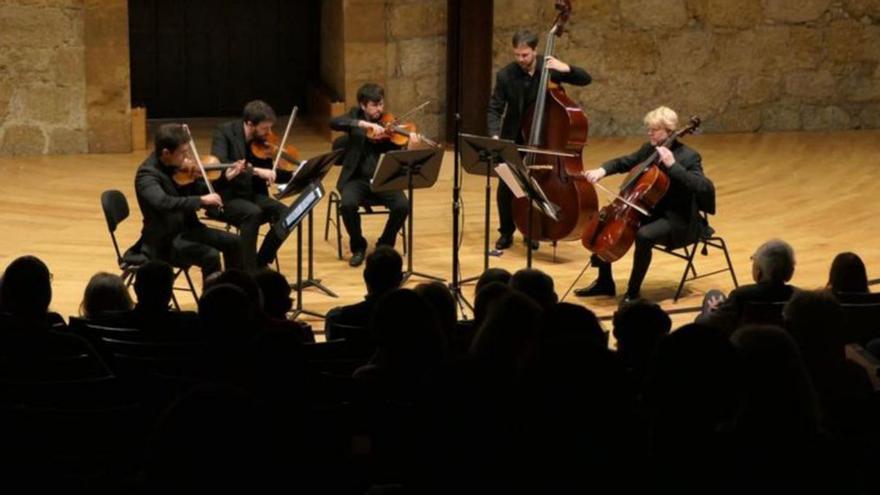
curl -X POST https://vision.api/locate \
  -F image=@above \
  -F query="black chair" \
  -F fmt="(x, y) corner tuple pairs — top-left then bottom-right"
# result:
(101, 189), (199, 309)
(841, 301), (880, 346)
(653, 212), (738, 302)
(83, 323), (202, 378)
(324, 191), (407, 260)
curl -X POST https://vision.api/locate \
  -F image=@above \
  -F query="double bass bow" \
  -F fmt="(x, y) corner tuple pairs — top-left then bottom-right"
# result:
(581, 116), (702, 262)
(511, 0), (598, 243)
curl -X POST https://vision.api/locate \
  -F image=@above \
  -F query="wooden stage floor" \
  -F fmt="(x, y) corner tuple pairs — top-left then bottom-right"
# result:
(2, 122), (878, 334)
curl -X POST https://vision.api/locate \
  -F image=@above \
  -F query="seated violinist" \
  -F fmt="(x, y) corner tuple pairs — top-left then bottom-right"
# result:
(576, 106), (713, 302)
(329, 83), (421, 267)
(135, 123), (243, 283)
(210, 100), (291, 271)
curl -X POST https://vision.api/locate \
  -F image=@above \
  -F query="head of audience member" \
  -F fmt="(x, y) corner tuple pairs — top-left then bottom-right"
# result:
(1, 255), (52, 319)
(134, 260), (175, 311)
(510, 268), (558, 311)
(645, 323), (741, 454)
(613, 299), (672, 376)
(363, 246), (403, 298)
(473, 281), (513, 327)
(414, 282), (457, 337)
(470, 290), (542, 379)
(542, 302), (608, 352)
(826, 251), (868, 294)
(198, 284), (258, 339)
(254, 269), (292, 320)
(783, 289), (845, 366)
(750, 239), (796, 286)
(475, 267), (512, 294)
(204, 269), (263, 317)
(369, 288), (446, 379)
(79, 272), (133, 319)
(730, 324), (820, 437)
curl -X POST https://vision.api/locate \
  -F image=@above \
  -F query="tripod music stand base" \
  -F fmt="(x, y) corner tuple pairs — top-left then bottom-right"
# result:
(459, 274), (480, 285)
(290, 308), (326, 320)
(402, 270), (446, 285)
(291, 278), (338, 298)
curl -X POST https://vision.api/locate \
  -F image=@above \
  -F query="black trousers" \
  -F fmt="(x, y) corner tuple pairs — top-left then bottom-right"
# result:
(168, 225), (242, 283)
(211, 194), (287, 271)
(497, 180), (516, 236)
(591, 218), (675, 296)
(339, 178), (409, 252)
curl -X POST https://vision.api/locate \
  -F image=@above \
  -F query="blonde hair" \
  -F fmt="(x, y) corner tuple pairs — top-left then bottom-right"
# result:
(644, 106), (679, 131)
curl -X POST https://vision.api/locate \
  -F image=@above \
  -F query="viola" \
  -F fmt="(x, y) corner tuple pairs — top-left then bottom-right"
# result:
(581, 116), (702, 262)
(366, 112), (439, 148)
(511, 0), (598, 242)
(250, 130), (301, 172)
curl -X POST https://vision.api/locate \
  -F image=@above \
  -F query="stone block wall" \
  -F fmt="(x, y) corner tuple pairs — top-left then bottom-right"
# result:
(493, 0), (880, 135)
(0, 0), (131, 156)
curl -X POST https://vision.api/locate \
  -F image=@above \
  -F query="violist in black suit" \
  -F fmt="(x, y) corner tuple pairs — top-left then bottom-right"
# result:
(576, 106), (714, 302)
(329, 83), (421, 268)
(210, 100), (291, 271)
(487, 29), (592, 251)
(134, 123), (242, 283)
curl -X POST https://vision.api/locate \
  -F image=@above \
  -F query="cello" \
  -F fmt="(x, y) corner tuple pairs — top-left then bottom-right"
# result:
(511, 0), (598, 243)
(581, 116), (702, 262)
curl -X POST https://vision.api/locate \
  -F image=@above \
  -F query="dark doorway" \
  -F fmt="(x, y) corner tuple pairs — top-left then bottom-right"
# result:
(129, 0), (320, 118)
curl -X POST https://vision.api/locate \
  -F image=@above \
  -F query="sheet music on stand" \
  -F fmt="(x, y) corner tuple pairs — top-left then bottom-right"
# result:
(494, 157), (560, 221)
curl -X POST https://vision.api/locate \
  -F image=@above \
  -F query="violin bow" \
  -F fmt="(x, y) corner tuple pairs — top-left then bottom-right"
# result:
(271, 105), (298, 178)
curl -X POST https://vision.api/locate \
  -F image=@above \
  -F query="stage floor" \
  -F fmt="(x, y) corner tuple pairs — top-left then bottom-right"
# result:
(2, 122), (878, 335)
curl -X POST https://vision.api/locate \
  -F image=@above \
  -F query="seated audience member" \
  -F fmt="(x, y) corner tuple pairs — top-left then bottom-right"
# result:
(509, 268), (558, 311)
(325, 246), (403, 342)
(195, 283), (259, 382)
(414, 281), (457, 341)
(0, 255), (108, 379)
(79, 272), (133, 320)
(472, 281), (513, 328)
(470, 290), (543, 381)
(783, 290), (874, 437)
(613, 299), (672, 386)
(696, 239), (798, 333)
(827, 251), (870, 301)
(475, 267), (512, 294)
(542, 302), (608, 351)
(254, 268), (314, 342)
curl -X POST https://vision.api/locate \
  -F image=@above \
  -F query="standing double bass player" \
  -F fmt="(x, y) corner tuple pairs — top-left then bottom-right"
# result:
(487, 28), (592, 251)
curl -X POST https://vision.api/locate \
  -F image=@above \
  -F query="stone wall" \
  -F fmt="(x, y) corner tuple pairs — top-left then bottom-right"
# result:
(320, 0), (447, 140)
(493, 0), (880, 135)
(0, 0), (130, 156)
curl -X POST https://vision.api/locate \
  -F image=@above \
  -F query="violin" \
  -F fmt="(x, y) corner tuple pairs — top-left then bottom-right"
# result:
(250, 130), (301, 172)
(366, 112), (439, 148)
(172, 154), (251, 187)
(581, 116), (702, 262)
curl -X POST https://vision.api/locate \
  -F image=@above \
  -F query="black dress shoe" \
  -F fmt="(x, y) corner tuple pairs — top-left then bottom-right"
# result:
(349, 250), (366, 267)
(573, 279), (616, 297)
(524, 238), (539, 250)
(495, 234), (513, 250)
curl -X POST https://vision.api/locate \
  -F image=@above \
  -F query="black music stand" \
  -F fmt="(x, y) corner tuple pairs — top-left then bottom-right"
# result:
(372, 148), (445, 284)
(493, 150), (560, 268)
(459, 133), (523, 283)
(276, 149), (344, 318)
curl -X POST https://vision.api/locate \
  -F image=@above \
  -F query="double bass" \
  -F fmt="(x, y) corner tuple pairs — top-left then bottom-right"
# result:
(581, 116), (702, 262)
(511, 0), (598, 242)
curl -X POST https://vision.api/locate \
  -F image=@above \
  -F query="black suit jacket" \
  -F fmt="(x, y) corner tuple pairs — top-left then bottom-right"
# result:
(487, 58), (592, 141)
(329, 107), (401, 191)
(210, 120), (292, 199)
(134, 153), (204, 260)
(696, 282), (798, 333)
(601, 141), (714, 248)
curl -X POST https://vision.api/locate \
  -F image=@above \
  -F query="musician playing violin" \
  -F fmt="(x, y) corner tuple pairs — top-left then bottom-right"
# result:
(209, 100), (289, 271)
(575, 106), (713, 302)
(135, 123), (243, 283)
(488, 29), (592, 251)
(329, 83), (422, 268)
